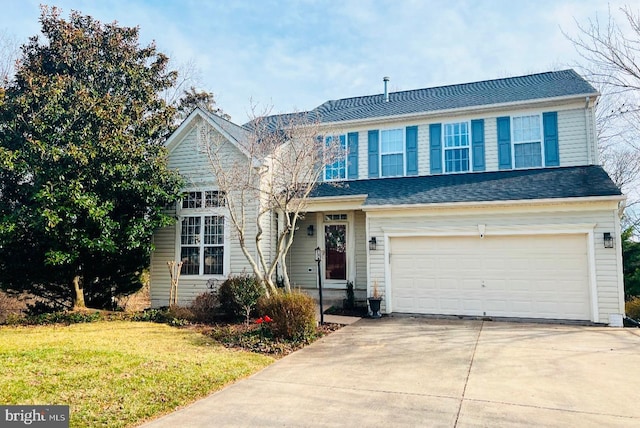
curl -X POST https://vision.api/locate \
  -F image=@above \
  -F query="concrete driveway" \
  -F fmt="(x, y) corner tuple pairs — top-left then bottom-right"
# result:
(141, 317), (640, 427)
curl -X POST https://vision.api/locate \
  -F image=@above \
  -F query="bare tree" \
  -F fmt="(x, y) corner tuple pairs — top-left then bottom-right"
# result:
(565, 5), (640, 228)
(0, 29), (19, 96)
(198, 106), (343, 296)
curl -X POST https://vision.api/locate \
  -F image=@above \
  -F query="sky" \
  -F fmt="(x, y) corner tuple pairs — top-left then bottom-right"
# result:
(0, 0), (633, 123)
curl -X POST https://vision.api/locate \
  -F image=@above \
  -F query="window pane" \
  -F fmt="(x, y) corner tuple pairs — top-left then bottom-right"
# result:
(182, 192), (202, 209)
(514, 142), (542, 168)
(204, 216), (224, 245)
(181, 217), (200, 245)
(444, 122), (469, 148)
(381, 153), (403, 177)
(381, 129), (403, 153)
(204, 247), (224, 275)
(513, 115), (541, 143)
(325, 224), (346, 280)
(445, 148), (469, 172)
(324, 135), (346, 180)
(205, 191), (226, 207)
(180, 247), (199, 275)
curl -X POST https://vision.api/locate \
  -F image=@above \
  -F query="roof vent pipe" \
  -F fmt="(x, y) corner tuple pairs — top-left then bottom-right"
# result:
(383, 76), (390, 102)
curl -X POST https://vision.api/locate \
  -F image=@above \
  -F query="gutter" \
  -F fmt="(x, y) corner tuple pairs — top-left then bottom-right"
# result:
(362, 194), (625, 212)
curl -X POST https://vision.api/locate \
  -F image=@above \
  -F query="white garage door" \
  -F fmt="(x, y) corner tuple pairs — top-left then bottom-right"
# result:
(390, 234), (591, 320)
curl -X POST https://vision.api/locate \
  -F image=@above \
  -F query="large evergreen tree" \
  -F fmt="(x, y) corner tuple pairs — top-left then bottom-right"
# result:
(0, 7), (183, 309)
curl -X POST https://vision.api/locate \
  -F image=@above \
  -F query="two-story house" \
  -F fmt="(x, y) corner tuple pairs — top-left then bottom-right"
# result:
(151, 69), (625, 326)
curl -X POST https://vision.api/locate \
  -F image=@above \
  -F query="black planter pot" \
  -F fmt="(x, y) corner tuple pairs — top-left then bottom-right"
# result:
(368, 297), (382, 319)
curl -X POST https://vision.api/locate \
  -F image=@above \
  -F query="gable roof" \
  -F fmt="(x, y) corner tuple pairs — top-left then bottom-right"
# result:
(201, 108), (250, 143)
(310, 165), (621, 207)
(246, 69), (598, 127)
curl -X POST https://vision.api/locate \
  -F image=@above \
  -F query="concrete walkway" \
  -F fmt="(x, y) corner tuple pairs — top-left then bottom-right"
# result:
(141, 317), (640, 427)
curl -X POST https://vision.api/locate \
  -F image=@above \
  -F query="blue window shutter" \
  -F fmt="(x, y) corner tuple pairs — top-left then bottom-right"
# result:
(429, 124), (442, 174)
(497, 117), (512, 169)
(471, 119), (485, 172)
(543, 112), (559, 167)
(406, 126), (418, 175)
(347, 132), (358, 179)
(368, 130), (379, 178)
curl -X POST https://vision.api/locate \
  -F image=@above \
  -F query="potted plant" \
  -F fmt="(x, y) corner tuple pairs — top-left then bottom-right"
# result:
(368, 280), (382, 319)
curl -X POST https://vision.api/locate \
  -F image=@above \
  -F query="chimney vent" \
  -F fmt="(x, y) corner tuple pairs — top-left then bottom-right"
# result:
(383, 76), (390, 102)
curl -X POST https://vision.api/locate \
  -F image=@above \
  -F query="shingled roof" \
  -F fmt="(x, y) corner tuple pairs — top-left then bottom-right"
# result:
(311, 165), (621, 206)
(245, 69), (598, 127)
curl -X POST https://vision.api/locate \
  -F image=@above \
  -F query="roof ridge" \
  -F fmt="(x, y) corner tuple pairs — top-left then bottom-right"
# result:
(318, 69), (584, 106)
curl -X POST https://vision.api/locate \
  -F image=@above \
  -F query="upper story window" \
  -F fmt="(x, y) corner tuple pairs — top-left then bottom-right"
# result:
(380, 128), (404, 177)
(179, 190), (227, 276)
(324, 135), (346, 181)
(443, 122), (470, 173)
(512, 115), (542, 168)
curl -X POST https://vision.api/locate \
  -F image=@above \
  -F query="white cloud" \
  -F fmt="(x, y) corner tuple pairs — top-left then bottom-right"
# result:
(1, 0), (635, 122)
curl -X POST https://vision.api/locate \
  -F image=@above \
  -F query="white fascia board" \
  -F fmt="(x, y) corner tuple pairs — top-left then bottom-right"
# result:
(362, 195), (625, 212)
(303, 194), (368, 211)
(164, 108), (202, 150)
(317, 93), (600, 128)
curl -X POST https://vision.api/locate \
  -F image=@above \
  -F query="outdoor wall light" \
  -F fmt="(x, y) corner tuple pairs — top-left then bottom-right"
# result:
(603, 232), (614, 248)
(307, 225), (314, 236)
(369, 237), (377, 251)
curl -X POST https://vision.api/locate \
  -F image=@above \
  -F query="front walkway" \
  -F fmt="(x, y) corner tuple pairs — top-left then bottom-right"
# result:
(140, 317), (640, 427)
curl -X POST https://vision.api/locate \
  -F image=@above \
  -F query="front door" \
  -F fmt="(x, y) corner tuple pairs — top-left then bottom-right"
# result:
(325, 224), (347, 281)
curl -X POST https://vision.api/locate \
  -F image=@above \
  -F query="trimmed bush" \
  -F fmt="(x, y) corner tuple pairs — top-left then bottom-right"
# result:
(258, 291), (316, 341)
(626, 297), (640, 320)
(219, 274), (265, 323)
(190, 292), (219, 323)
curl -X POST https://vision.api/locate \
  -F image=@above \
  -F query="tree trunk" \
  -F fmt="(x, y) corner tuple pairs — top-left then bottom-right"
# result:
(72, 274), (86, 309)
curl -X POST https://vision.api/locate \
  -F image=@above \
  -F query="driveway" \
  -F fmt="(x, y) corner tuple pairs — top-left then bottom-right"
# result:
(141, 317), (640, 427)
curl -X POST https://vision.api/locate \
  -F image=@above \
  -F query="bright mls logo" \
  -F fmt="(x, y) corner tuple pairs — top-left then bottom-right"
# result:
(1, 406), (69, 427)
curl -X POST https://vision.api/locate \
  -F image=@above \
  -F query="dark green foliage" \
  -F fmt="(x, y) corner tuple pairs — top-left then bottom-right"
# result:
(218, 274), (265, 323)
(258, 291), (317, 341)
(622, 227), (640, 299)
(0, 7), (184, 308)
(190, 291), (219, 323)
(345, 281), (355, 309)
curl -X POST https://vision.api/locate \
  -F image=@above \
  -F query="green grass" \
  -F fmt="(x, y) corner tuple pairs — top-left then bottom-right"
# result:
(0, 321), (274, 427)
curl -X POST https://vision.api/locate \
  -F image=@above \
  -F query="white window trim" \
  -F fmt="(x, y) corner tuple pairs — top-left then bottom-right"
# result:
(324, 134), (347, 182)
(316, 211), (355, 289)
(176, 190), (230, 278)
(511, 113), (545, 169)
(379, 127), (405, 178)
(442, 120), (471, 174)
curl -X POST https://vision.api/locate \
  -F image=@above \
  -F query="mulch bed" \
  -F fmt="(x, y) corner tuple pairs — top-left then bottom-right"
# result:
(192, 322), (343, 358)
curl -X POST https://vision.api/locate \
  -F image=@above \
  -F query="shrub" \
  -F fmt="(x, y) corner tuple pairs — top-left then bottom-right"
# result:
(626, 297), (640, 320)
(219, 274), (265, 323)
(23, 311), (103, 325)
(190, 292), (219, 323)
(258, 291), (316, 341)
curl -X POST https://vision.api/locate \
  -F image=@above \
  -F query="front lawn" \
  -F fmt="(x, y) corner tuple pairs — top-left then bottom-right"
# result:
(0, 321), (274, 427)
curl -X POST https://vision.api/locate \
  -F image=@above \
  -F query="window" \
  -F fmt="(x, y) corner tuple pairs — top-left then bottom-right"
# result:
(512, 115), (542, 168)
(380, 129), (404, 177)
(180, 216), (225, 275)
(179, 190), (227, 276)
(182, 191), (226, 209)
(324, 135), (346, 181)
(443, 122), (470, 173)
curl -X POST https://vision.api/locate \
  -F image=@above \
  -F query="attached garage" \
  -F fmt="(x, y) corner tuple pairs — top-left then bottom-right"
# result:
(389, 234), (592, 321)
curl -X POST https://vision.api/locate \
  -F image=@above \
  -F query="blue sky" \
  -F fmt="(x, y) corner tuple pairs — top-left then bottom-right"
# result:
(0, 0), (631, 123)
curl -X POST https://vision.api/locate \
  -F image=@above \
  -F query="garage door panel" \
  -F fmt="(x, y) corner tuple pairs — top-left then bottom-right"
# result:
(390, 234), (590, 320)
